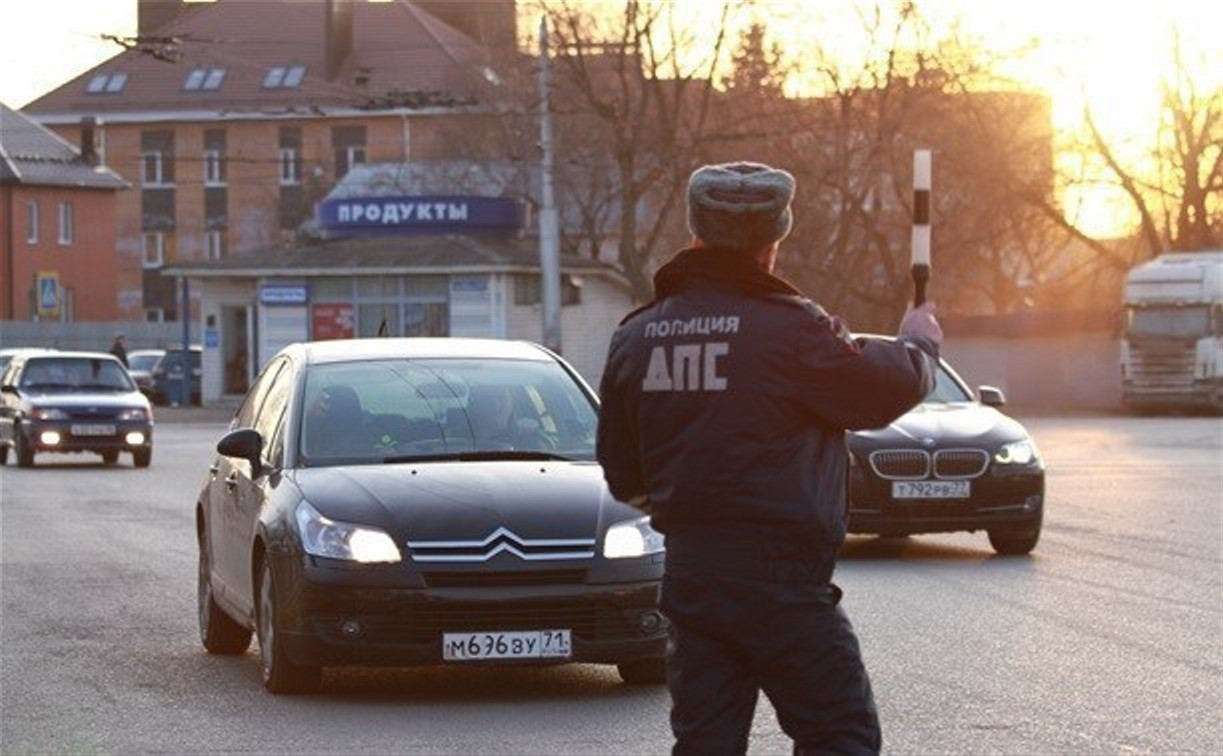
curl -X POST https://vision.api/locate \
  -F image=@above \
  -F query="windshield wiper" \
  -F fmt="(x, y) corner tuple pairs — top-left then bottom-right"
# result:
(382, 450), (578, 464)
(20, 382), (74, 390)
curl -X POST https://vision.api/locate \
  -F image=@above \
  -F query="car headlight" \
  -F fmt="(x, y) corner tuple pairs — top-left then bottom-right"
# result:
(994, 440), (1037, 465)
(295, 500), (402, 564)
(117, 408), (149, 421)
(30, 408), (69, 420)
(603, 515), (665, 559)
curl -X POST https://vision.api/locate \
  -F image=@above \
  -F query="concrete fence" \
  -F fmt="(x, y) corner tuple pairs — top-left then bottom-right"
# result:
(943, 334), (1121, 410)
(0, 321), (200, 352)
(1, 318), (1125, 411)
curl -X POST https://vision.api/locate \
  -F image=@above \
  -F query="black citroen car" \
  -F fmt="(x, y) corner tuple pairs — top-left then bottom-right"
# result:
(196, 338), (665, 693)
(0, 351), (154, 468)
(847, 348), (1045, 555)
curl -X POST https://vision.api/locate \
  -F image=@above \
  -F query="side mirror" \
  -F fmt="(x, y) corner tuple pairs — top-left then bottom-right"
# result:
(978, 385), (1006, 408)
(217, 427), (263, 477)
(0, 385), (18, 395)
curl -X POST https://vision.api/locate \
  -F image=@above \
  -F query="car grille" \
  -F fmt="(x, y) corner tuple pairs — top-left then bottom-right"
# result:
(869, 448), (990, 480)
(67, 409), (119, 421)
(868, 450), (930, 479)
(932, 449), (990, 479)
(421, 569), (587, 588)
(1129, 344), (1196, 389)
(313, 599), (640, 644)
(407, 527), (596, 563)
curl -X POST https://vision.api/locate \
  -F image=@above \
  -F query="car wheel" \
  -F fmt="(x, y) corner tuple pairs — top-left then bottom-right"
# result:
(14, 428), (34, 468)
(257, 559), (321, 694)
(198, 531), (252, 654)
(988, 524), (1041, 555)
(132, 448), (152, 468)
(617, 657), (667, 685)
(0, 444), (7, 466)
(101, 450), (119, 465)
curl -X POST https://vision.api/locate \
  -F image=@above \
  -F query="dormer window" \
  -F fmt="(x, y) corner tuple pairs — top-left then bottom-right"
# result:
(184, 67), (226, 91)
(86, 72), (128, 94)
(264, 64), (307, 89)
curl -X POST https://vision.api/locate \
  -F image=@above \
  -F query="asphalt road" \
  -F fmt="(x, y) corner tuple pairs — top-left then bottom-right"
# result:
(1, 415), (1220, 754)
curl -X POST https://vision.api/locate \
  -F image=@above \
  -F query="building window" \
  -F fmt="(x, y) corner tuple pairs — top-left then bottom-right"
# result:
(279, 148), (300, 185)
(143, 232), (165, 268)
(142, 151), (168, 186)
(514, 274), (582, 306)
(86, 72), (127, 93)
(203, 149), (224, 186)
(145, 308), (165, 323)
(283, 64), (307, 87)
(264, 64), (307, 88)
(204, 230), (225, 260)
(25, 201), (38, 244)
(57, 202), (73, 245)
(184, 67), (226, 91)
(336, 146), (366, 179)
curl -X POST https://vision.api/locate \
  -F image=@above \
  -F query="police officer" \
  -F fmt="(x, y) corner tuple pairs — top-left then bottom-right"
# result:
(597, 161), (942, 755)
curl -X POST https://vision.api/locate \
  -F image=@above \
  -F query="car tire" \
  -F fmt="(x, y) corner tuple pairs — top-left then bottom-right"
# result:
(14, 428), (34, 468)
(0, 444), (7, 466)
(617, 657), (667, 685)
(132, 448), (152, 468)
(198, 532), (252, 655)
(101, 450), (119, 465)
(988, 524), (1041, 555)
(257, 559), (321, 694)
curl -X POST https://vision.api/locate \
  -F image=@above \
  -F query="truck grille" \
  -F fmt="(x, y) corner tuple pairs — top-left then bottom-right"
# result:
(1129, 344), (1196, 389)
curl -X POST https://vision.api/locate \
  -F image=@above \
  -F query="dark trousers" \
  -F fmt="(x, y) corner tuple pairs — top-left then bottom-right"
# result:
(660, 542), (881, 756)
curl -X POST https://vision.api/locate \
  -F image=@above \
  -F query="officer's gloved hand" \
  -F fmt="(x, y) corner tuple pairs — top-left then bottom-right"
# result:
(899, 302), (943, 347)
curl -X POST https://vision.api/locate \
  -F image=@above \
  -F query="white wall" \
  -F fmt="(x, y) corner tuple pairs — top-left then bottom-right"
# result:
(942, 334), (1122, 410)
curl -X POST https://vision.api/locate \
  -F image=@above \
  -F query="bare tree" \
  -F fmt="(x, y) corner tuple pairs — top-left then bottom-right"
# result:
(540, 0), (736, 302)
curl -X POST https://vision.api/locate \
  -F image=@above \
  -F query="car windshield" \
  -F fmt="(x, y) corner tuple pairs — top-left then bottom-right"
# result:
(298, 357), (598, 467)
(922, 363), (973, 404)
(19, 357), (135, 392)
(128, 353), (162, 372)
(1126, 305), (1211, 339)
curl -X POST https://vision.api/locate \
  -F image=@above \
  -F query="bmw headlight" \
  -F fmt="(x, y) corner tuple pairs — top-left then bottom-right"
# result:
(117, 408), (149, 421)
(603, 515), (665, 559)
(994, 440), (1037, 465)
(295, 500), (401, 564)
(31, 408), (69, 420)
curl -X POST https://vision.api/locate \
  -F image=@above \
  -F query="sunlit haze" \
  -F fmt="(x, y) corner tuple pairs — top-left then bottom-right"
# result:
(2, 0), (1218, 239)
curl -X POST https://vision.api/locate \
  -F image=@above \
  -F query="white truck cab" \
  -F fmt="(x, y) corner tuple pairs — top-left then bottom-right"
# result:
(1120, 250), (1223, 412)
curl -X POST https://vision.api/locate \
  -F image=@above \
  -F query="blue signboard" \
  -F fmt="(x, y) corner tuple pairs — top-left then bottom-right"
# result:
(317, 195), (523, 237)
(260, 283), (308, 305)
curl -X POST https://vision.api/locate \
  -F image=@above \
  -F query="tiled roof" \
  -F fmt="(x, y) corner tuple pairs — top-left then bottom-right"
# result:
(23, 0), (498, 118)
(0, 103), (126, 188)
(161, 233), (624, 282)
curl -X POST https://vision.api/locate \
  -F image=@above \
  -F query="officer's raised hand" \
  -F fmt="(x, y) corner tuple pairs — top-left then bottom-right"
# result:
(899, 301), (943, 349)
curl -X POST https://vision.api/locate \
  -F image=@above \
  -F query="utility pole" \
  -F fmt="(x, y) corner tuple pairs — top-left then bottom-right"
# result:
(537, 16), (562, 353)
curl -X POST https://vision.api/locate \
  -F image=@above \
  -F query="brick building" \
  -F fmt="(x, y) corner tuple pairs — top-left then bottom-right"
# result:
(0, 105), (127, 321)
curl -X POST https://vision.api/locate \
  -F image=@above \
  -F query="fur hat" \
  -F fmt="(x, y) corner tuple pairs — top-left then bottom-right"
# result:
(687, 161), (795, 251)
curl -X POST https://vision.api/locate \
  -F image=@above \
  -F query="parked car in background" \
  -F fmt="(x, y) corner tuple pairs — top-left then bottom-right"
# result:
(848, 346), (1045, 555)
(0, 351), (154, 468)
(126, 349), (166, 397)
(196, 338), (665, 693)
(0, 347), (56, 373)
(150, 345), (202, 406)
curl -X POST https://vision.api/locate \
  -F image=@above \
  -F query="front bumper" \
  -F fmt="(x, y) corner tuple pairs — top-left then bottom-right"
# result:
(848, 465), (1044, 536)
(274, 553), (667, 669)
(19, 419), (154, 454)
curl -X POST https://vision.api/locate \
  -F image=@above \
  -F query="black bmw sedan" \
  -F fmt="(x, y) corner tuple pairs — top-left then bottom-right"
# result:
(196, 338), (665, 693)
(0, 351), (154, 468)
(847, 353), (1045, 555)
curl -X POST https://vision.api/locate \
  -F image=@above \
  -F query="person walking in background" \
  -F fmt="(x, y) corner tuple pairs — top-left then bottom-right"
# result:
(109, 333), (128, 367)
(597, 161), (943, 755)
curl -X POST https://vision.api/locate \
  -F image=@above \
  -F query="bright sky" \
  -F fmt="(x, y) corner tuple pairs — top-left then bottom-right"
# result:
(2, 0), (1219, 238)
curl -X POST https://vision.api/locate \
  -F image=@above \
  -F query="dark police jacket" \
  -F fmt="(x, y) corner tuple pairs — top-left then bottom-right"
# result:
(597, 246), (937, 553)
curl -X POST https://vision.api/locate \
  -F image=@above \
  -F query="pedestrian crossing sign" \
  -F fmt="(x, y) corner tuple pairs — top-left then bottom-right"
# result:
(36, 271), (60, 318)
